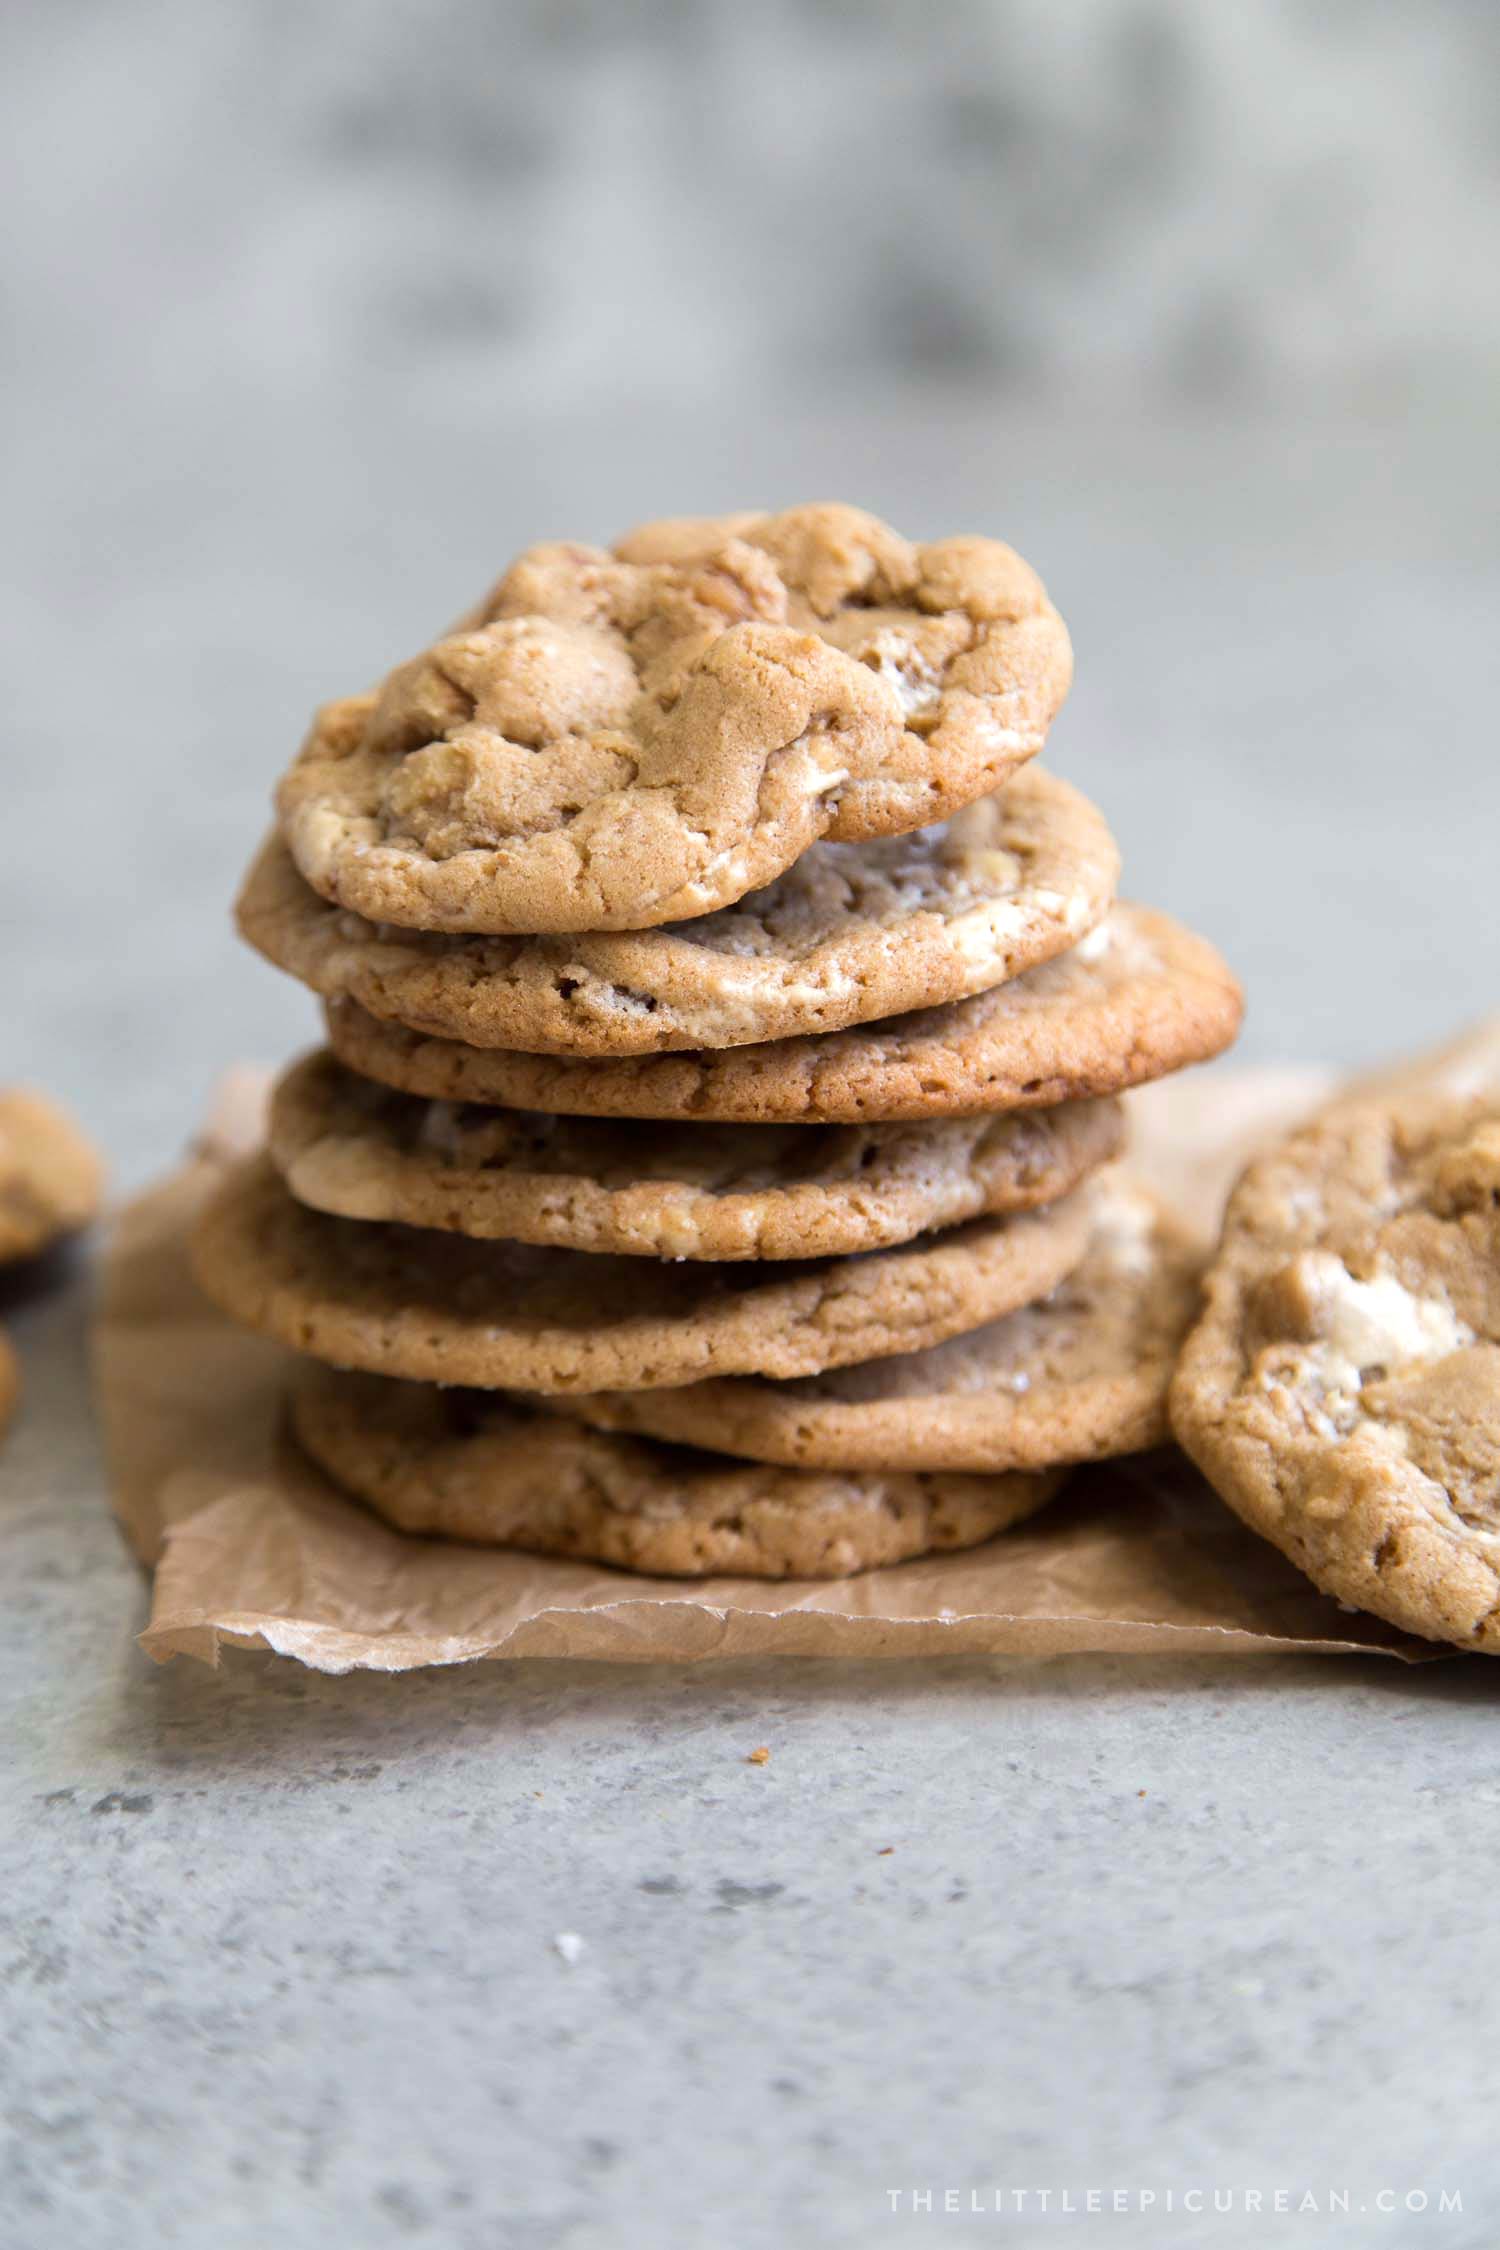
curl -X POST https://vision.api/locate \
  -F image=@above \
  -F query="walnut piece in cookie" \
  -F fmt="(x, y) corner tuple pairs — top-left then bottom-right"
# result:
(1170, 1093), (1500, 1653)
(0, 1088), (104, 1264)
(275, 503), (1073, 935)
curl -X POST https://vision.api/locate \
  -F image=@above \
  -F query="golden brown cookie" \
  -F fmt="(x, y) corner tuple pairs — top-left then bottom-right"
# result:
(1171, 1092), (1500, 1653)
(556, 1183), (1198, 1470)
(193, 1153), (1095, 1394)
(241, 770), (1117, 1056)
(268, 1047), (1124, 1261)
(324, 901), (1241, 1123)
(276, 504), (1073, 935)
(0, 1088), (104, 1263)
(291, 1362), (1067, 1578)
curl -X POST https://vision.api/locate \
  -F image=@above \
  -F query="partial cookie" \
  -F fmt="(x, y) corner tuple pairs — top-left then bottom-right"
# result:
(291, 1363), (1068, 1578)
(193, 1153), (1095, 1394)
(276, 503), (1073, 935)
(1170, 1092), (1500, 1654)
(268, 1047), (1124, 1261)
(0, 1088), (105, 1264)
(0, 1329), (17, 1440)
(1341, 1015), (1500, 1110)
(326, 901), (1241, 1123)
(241, 770), (1117, 1056)
(557, 1183), (1198, 1470)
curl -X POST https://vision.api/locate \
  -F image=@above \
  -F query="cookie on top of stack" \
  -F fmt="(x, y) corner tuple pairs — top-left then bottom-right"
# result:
(195, 503), (1242, 1578)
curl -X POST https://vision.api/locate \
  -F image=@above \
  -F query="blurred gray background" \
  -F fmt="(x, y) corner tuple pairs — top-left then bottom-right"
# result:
(3, 0), (1498, 1175)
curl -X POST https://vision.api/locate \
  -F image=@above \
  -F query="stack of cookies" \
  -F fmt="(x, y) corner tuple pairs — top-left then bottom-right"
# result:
(195, 505), (1242, 1578)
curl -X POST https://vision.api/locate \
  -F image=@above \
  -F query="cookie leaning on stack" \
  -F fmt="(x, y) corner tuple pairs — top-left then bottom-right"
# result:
(195, 502), (1243, 1577)
(1172, 1090), (1500, 1653)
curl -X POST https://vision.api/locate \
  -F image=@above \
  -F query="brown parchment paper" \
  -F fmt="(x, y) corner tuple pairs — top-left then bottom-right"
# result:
(95, 1059), (1455, 1673)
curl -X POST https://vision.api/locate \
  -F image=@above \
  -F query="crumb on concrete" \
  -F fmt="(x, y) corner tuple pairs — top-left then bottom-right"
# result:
(746, 1746), (771, 1767)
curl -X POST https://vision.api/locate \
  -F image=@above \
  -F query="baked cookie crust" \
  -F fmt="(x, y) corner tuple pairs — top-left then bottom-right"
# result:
(556, 1183), (1198, 1471)
(241, 769), (1117, 1056)
(268, 1049), (1124, 1261)
(277, 503), (1073, 935)
(194, 1153), (1096, 1395)
(1171, 1092), (1500, 1653)
(323, 901), (1241, 1123)
(291, 1362), (1068, 1579)
(0, 1088), (104, 1264)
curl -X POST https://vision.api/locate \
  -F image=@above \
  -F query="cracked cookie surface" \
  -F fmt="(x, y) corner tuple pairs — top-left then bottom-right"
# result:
(1170, 1092), (1500, 1653)
(269, 1048), (1124, 1261)
(276, 503), (1072, 935)
(556, 1182), (1197, 1470)
(324, 901), (1240, 1122)
(0, 1088), (104, 1264)
(241, 769), (1117, 1056)
(192, 1153), (1094, 1394)
(291, 1362), (1068, 1578)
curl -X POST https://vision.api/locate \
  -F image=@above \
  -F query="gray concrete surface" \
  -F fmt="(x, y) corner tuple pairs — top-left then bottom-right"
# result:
(3, 397), (1499, 2246)
(5, 1266), (1500, 2250)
